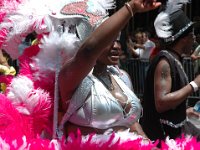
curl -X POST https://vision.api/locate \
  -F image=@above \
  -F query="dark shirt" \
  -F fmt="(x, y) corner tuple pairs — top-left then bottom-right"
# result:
(140, 50), (188, 141)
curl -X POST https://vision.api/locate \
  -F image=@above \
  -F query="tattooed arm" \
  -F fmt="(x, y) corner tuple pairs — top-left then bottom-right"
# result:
(154, 58), (193, 113)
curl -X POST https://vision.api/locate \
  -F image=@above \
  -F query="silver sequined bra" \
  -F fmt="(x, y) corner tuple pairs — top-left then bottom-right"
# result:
(67, 73), (142, 129)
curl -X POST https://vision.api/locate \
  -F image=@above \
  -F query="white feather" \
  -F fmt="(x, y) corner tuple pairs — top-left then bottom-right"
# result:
(0, 138), (10, 149)
(22, 89), (50, 114)
(18, 136), (28, 150)
(154, 12), (172, 38)
(165, 137), (181, 150)
(33, 30), (80, 75)
(7, 76), (34, 105)
(7, 75), (51, 115)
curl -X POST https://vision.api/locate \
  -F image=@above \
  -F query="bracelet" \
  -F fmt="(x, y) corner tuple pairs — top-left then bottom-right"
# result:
(189, 81), (199, 92)
(125, 2), (133, 17)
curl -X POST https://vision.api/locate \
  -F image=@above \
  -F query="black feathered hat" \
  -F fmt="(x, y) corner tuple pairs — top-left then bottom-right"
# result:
(154, 0), (193, 43)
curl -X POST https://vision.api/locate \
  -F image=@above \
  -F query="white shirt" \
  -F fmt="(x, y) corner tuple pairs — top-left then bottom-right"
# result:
(135, 39), (155, 59)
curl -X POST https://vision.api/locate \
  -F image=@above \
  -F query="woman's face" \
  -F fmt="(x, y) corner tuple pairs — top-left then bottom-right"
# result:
(97, 41), (122, 65)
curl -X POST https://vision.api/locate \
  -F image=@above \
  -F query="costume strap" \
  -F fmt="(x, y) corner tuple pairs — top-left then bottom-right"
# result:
(160, 119), (186, 128)
(53, 25), (63, 139)
(57, 76), (93, 138)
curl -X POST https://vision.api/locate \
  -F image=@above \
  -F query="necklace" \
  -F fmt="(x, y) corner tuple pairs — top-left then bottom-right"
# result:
(95, 72), (114, 91)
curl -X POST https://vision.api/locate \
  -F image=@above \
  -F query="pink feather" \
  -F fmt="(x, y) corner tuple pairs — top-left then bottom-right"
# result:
(31, 91), (53, 137)
(0, 0), (22, 49)
(19, 44), (55, 98)
(0, 75), (14, 86)
(0, 94), (25, 139)
(0, 128), (200, 149)
(0, 28), (8, 47)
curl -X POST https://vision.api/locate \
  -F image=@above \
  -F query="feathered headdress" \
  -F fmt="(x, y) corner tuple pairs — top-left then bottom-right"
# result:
(0, 0), (115, 59)
(154, 0), (193, 43)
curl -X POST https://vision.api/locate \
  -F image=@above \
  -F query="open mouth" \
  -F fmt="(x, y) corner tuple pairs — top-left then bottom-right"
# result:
(108, 56), (120, 64)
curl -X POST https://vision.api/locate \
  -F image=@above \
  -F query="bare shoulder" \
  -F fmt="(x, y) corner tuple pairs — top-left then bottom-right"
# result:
(155, 58), (171, 76)
(154, 58), (172, 112)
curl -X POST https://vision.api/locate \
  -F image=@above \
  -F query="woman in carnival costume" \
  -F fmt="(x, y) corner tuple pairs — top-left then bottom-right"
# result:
(1, 0), (200, 149)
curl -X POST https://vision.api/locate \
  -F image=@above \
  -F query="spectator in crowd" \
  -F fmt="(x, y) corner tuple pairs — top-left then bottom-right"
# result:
(128, 30), (145, 58)
(191, 45), (200, 73)
(128, 29), (155, 60)
(142, 31), (155, 59)
(141, 1), (200, 142)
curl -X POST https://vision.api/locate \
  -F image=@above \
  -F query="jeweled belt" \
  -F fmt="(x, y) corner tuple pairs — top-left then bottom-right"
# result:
(160, 119), (186, 128)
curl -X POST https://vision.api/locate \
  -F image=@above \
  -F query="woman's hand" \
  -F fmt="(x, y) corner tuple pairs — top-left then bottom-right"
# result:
(132, 0), (161, 13)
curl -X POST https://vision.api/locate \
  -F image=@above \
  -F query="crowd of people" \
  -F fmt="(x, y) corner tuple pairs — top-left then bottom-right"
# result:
(127, 29), (156, 60)
(0, 0), (200, 149)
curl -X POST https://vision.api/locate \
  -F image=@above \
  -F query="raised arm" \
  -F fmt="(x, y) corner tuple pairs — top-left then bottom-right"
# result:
(59, 0), (161, 102)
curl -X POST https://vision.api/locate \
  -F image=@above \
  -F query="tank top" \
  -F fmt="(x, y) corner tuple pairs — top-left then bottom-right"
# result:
(141, 50), (188, 140)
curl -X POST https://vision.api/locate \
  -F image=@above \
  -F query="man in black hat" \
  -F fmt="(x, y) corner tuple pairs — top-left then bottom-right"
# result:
(140, 1), (200, 141)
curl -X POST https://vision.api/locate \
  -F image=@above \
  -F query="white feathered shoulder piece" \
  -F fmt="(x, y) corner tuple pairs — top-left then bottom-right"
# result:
(154, 0), (190, 40)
